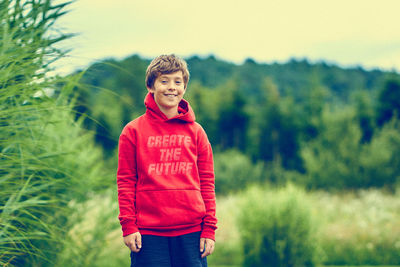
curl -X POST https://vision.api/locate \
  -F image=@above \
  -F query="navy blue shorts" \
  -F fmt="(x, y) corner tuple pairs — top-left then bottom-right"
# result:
(130, 231), (207, 267)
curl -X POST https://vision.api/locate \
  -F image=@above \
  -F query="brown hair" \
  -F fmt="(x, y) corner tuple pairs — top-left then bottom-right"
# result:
(145, 54), (190, 89)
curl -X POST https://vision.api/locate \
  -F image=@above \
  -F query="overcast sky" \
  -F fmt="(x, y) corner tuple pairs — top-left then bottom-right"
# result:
(54, 0), (400, 74)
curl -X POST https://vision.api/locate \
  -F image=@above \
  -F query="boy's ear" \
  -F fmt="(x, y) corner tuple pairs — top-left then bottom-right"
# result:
(147, 86), (154, 93)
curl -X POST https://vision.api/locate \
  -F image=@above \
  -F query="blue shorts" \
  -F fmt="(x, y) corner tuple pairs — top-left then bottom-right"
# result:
(130, 231), (207, 267)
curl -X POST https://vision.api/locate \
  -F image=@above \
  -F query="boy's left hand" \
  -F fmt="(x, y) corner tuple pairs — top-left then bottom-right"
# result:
(200, 238), (215, 258)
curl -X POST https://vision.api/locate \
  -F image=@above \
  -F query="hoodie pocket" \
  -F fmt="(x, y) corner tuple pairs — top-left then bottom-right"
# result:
(136, 189), (206, 229)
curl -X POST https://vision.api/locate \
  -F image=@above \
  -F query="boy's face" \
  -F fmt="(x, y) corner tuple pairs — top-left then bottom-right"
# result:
(147, 71), (186, 115)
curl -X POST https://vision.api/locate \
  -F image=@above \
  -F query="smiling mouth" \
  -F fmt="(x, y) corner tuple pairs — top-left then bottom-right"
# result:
(164, 94), (177, 97)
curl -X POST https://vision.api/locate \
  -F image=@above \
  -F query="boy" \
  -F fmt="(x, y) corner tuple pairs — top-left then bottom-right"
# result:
(117, 54), (217, 266)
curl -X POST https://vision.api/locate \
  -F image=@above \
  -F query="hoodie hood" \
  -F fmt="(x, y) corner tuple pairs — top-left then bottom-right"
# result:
(144, 92), (195, 123)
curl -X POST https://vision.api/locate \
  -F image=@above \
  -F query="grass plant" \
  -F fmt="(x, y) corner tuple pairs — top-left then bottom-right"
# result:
(0, 1), (110, 265)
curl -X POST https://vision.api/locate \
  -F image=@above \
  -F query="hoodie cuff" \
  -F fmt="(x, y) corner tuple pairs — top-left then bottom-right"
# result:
(200, 226), (215, 241)
(122, 221), (139, 237)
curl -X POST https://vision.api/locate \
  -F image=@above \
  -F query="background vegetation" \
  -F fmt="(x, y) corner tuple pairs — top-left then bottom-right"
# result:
(75, 53), (400, 192)
(1, 0), (399, 266)
(1, 0), (113, 266)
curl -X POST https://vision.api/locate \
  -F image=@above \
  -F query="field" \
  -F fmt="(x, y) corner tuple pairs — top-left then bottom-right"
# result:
(77, 187), (400, 266)
(209, 187), (400, 266)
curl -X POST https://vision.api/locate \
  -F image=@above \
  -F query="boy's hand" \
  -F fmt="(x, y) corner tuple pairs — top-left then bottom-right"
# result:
(200, 237), (215, 258)
(124, 232), (142, 252)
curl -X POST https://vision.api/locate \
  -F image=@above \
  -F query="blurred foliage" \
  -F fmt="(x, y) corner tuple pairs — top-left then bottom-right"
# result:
(376, 77), (400, 126)
(210, 187), (400, 266)
(237, 184), (319, 267)
(300, 107), (400, 190)
(72, 56), (149, 157)
(73, 53), (400, 191)
(214, 149), (264, 194)
(312, 190), (400, 265)
(0, 0), (112, 266)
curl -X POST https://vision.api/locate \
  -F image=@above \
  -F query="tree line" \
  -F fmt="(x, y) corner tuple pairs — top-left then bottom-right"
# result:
(71, 54), (400, 191)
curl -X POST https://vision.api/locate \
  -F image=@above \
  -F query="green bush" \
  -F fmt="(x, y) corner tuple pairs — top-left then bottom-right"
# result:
(214, 149), (264, 195)
(237, 184), (319, 267)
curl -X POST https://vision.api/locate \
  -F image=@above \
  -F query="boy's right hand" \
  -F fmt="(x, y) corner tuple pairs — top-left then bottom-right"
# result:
(124, 232), (142, 252)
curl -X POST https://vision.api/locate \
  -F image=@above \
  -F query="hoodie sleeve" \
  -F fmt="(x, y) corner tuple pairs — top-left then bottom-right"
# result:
(197, 126), (218, 240)
(117, 128), (139, 236)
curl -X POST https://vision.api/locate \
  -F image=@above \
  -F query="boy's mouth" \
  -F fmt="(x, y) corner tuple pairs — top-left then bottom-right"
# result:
(164, 93), (177, 97)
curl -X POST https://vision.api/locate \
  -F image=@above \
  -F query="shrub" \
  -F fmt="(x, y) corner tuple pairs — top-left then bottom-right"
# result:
(214, 149), (264, 195)
(237, 184), (319, 267)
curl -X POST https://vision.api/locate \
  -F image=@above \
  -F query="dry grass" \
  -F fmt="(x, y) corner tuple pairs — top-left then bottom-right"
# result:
(311, 189), (400, 246)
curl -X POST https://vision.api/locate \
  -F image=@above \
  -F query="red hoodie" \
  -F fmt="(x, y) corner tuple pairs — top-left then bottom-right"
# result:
(117, 93), (217, 240)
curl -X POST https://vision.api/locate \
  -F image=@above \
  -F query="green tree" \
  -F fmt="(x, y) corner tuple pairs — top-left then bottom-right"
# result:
(360, 119), (400, 188)
(300, 107), (363, 189)
(298, 83), (329, 142)
(252, 78), (301, 170)
(352, 90), (375, 143)
(215, 79), (249, 151)
(301, 105), (399, 189)
(74, 56), (147, 156)
(376, 78), (400, 126)
(184, 81), (219, 144)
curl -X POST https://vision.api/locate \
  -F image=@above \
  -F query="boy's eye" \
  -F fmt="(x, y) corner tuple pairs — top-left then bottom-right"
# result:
(176, 81), (182, 84)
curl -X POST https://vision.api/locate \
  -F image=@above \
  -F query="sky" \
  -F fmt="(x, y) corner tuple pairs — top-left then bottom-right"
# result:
(53, 0), (400, 74)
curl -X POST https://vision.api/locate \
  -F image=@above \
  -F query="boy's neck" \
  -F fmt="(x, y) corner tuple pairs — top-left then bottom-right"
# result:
(158, 105), (179, 119)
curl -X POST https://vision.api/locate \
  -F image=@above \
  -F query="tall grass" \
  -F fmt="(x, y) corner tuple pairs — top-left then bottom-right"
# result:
(0, 1), (109, 265)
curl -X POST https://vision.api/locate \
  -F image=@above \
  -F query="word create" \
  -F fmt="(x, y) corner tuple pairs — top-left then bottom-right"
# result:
(147, 135), (191, 148)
